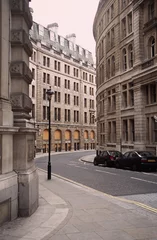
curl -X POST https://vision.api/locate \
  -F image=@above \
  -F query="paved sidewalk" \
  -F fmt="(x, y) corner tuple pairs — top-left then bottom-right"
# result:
(0, 154), (157, 240)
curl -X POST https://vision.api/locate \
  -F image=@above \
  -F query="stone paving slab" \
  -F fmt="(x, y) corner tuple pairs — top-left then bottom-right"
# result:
(0, 166), (157, 240)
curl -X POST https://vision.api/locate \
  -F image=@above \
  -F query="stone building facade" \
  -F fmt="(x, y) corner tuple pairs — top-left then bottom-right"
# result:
(0, 0), (38, 225)
(93, 0), (157, 153)
(29, 22), (96, 152)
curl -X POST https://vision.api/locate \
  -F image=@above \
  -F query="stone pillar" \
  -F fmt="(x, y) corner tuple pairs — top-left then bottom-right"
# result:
(0, 0), (18, 224)
(10, 0), (38, 217)
(134, 85), (146, 150)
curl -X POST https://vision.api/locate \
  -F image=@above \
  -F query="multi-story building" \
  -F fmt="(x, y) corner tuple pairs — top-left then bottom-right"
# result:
(29, 22), (96, 152)
(93, 0), (157, 154)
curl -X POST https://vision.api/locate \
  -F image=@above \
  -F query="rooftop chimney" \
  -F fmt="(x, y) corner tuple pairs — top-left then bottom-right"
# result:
(47, 23), (59, 34)
(66, 33), (76, 44)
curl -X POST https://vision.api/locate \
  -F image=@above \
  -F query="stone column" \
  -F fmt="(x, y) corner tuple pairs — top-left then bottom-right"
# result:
(0, 0), (18, 224)
(134, 85), (146, 150)
(10, 0), (38, 217)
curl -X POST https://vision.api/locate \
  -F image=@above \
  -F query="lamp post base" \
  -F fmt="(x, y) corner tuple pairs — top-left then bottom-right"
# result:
(47, 163), (51, 180)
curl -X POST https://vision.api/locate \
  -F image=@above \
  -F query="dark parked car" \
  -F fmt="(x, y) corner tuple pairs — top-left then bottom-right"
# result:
(93, 150), (122, 167)
(115, 151), (157, 171)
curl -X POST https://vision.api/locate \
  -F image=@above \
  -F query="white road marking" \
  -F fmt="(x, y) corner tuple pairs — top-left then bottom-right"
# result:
(131, 177), (157, 185)
(143, 172), (157, 177)
(67, 164), (88, 170)
(74, 166), (88, 170)
(95, 170), (117, 175)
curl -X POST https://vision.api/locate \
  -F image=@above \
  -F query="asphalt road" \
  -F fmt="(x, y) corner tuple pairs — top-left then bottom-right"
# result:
(35, 151), (157, 198)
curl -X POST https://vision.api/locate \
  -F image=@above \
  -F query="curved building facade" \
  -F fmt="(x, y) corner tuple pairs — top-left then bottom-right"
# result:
(93, 0), (157, 153)
(29, 22), (96, 152)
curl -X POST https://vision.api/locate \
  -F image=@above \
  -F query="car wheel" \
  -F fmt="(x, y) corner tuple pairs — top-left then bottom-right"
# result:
(94, 159), (98, 166)
(131, 164), (137, 171)
(151, 167), (156, 172)
(115, 161), (120, 169)
(104, 161), (107, 167)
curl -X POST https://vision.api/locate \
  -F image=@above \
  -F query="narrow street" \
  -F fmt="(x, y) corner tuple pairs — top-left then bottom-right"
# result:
(35, 151), (157, 209)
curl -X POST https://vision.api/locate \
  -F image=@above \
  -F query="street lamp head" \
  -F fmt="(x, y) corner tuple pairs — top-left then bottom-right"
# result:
(46, 87), (54, 101)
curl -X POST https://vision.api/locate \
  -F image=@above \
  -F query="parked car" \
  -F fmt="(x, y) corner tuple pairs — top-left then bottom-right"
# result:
(115, 151), (157, 171)
(93, 150), (122, 167)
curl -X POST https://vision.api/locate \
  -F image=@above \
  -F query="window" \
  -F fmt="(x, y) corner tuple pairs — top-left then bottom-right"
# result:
(54, 108), (61, 121)
(123, 120), (128, 142)
(111, 4), (114, 19)
(128, 44), (133, 68)
(122, 18), (126, 38)
(111, 28), (115, 47)
(107, 59), (110, 79)
(43, 89), (46, 100)
(122, 83), (134, 108)
(32, 104), (35, 118)
(65, 109), (70, 121)
(148, 1), (154, 20)
(54, 60), (61, 71)
(84, 98), (87, 108)
(107, 88), (116, 112)
(54, 76), (60, 87)
(107, 31), (110, 50)
(84, 85), (87, 94)
(150, 83), (156, 103)
(43, 106), (46, 120)
(122, 0), (127, 9)
(107, 9), (110, 24)
(122, 48), (127, 71)
(32, 68), (35, 79)
(47, 57), (50, 67)
(43, 56), (46, 66)
(130, 119), (135, 142)
(47, 74), (50, 84)
(84, 112), (87, 123)
(128, 12), (132, 34)
(145, 83), (157, 105)
(43, 72), (46, 83)
(39, 25), (44, 36)
(111, 56), (115, 77)
(32, 85), (35, 98)
(74, 110), (79, 122)
(54, 91), (61, 103)
(149, 37), (155, 58)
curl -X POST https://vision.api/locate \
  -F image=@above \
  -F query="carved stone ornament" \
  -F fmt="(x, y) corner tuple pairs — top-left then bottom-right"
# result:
(10, 61), (33, 84)
(10, 0), (33, 29)
(11, 93), (32, 113)
(10, 0), (21, 10)
(11, 30), (33, 56)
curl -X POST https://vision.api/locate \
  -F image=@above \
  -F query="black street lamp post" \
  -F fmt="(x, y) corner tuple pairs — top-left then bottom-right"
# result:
(46, 87), (54, 180)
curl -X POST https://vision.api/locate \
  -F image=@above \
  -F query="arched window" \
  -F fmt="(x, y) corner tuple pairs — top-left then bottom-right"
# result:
(122, 48), (127, 71)
(111, 56), (115, 76)
(128, 44), (133, 68)
(148, 36), (155, 58)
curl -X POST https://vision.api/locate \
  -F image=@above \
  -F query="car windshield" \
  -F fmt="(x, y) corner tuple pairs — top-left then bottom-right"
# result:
(137, 151), (154, 157)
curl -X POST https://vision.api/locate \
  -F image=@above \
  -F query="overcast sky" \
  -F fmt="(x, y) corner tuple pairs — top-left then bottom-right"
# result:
(30, 0), (99, 57)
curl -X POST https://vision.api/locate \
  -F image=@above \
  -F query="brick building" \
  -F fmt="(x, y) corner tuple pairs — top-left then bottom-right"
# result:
(29, 21), (97, 152)
(93, 0), (157, 153)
